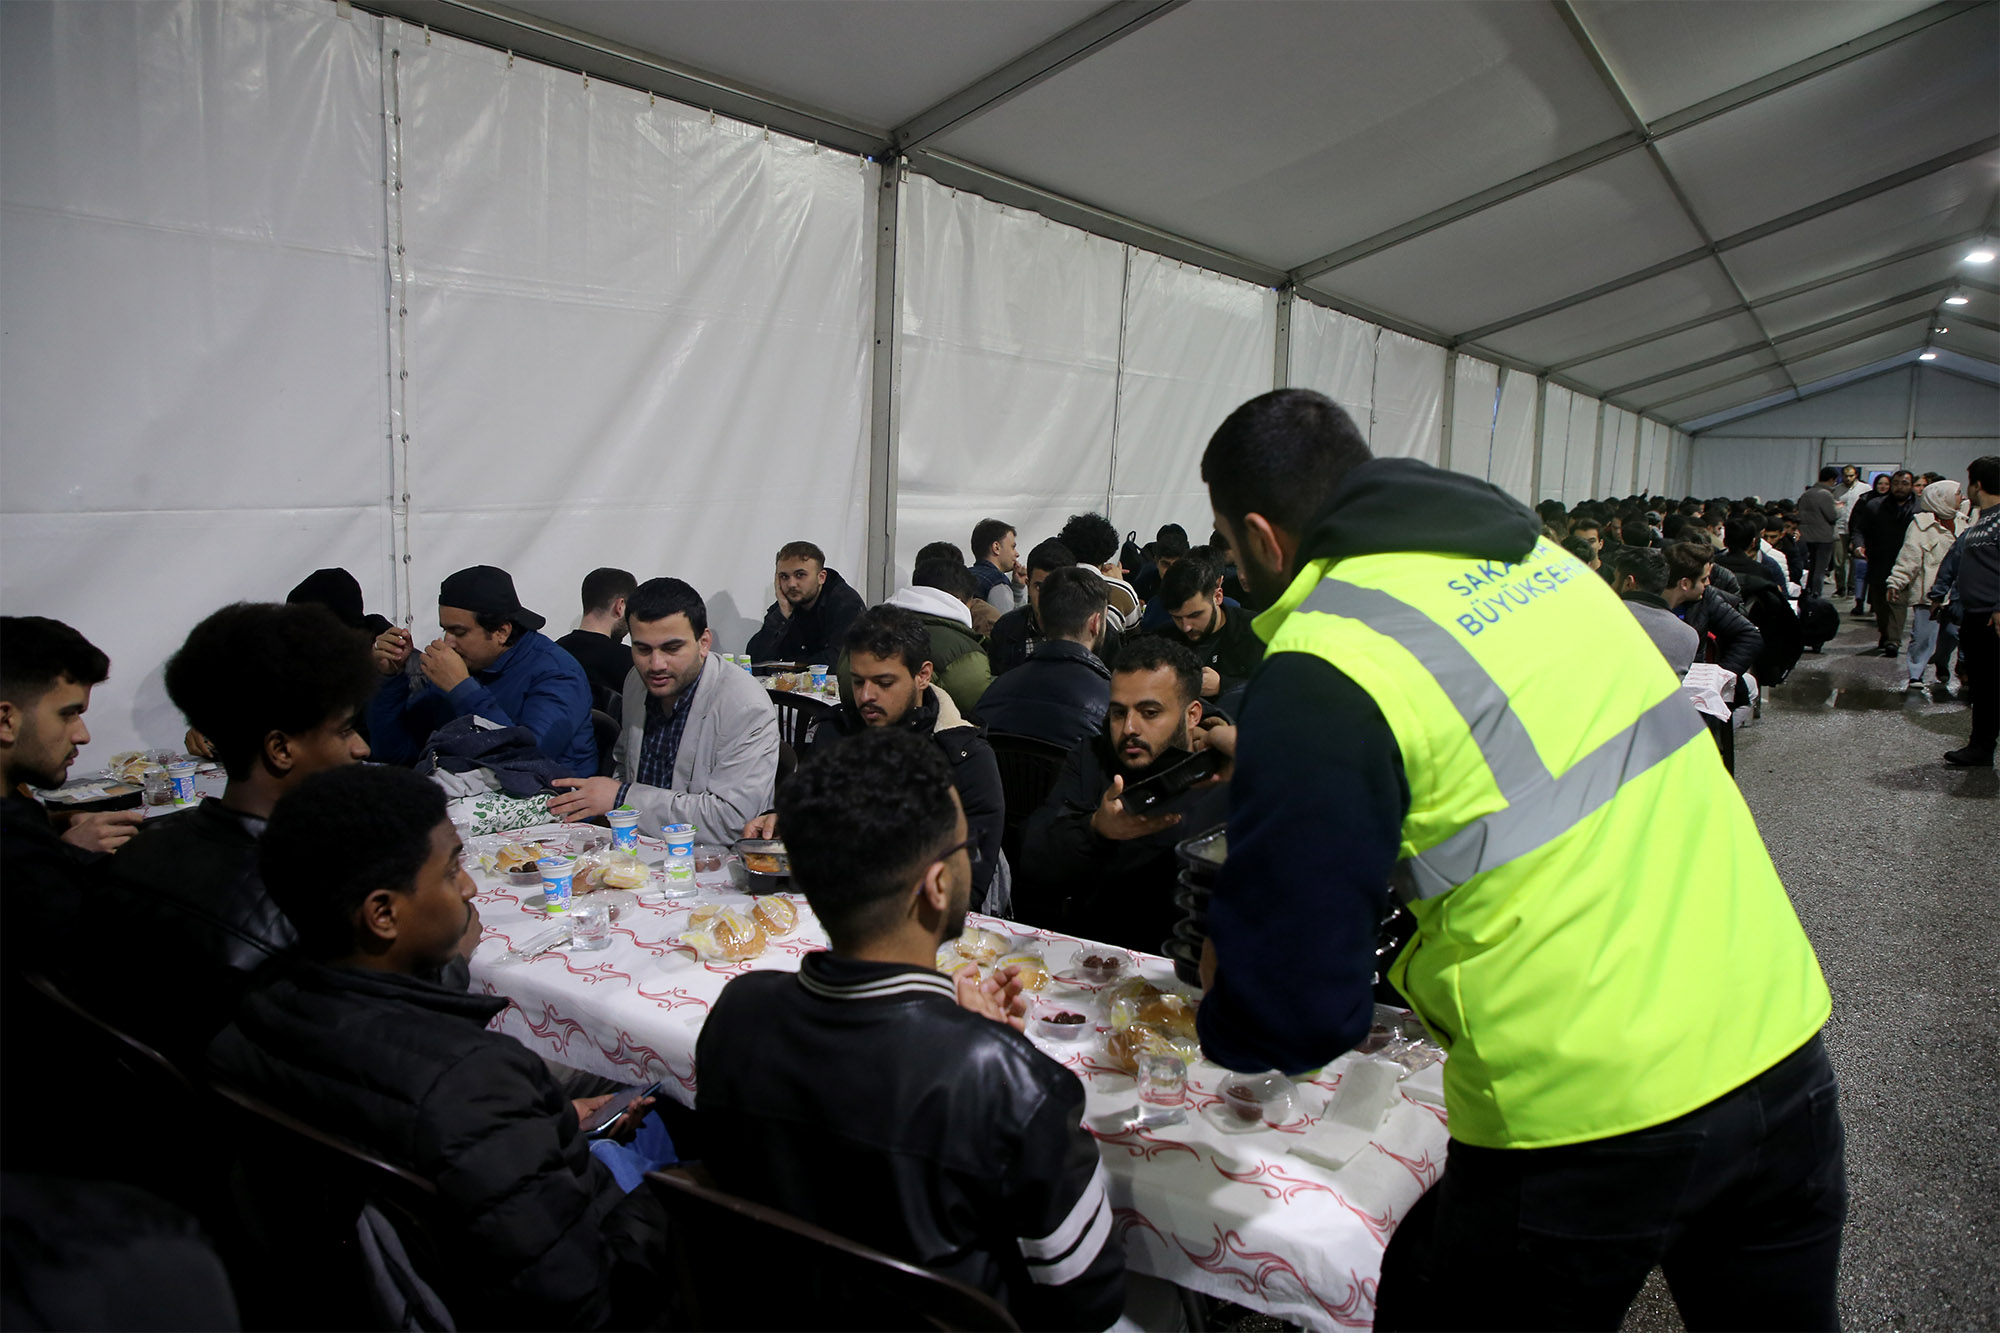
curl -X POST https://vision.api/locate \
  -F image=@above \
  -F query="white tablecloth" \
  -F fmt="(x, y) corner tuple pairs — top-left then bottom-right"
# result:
(467, 826), (1448, 1331)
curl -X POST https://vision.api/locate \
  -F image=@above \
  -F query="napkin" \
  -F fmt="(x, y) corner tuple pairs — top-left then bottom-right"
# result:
(1290, 1056), (1401, 1171)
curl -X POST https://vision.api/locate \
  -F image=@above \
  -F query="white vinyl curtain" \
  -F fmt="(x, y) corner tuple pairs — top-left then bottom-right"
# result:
(1, 0), (392, 754)
(894, 175), (1125, 580)
(1491, 369), (1539, 504)
(391, 22), (876, 654)
(1446, 356), (1501, 479)
(1371, 331), (1446, 464)
(1287, 302), (1379, 435)
(1538, 384), (1574, 503)
(1689, 437), (1816, 500)
(1110, 254), (1277, 543)
(1562, 393), (1601, 507)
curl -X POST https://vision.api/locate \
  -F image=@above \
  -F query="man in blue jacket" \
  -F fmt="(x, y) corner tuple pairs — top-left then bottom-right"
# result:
(368, 565), (597, 776)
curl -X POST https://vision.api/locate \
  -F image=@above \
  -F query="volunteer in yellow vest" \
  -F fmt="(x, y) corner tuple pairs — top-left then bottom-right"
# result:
(1190, 390), (1843, 1331)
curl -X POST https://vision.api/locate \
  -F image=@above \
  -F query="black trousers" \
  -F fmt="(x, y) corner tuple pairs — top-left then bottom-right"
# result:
(1375, 1035), (1847, 1333)
(1961, 614), (1998, 755)
(1803, 541), (1833, 599)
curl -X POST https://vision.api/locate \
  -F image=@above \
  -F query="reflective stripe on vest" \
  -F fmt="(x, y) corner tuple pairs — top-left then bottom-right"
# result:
(1299, 578), (1707, 902)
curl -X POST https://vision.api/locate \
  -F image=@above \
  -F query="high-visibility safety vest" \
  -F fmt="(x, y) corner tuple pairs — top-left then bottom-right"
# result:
(1254, 537), (1831, 1149)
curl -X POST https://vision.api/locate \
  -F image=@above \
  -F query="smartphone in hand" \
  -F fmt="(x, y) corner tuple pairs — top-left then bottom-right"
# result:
(583, 1081), (664, 1138)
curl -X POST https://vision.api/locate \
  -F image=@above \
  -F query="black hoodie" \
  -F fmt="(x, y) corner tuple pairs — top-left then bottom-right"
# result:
(746, 567), (868, 665)
(1196, 458), (1541, 1076)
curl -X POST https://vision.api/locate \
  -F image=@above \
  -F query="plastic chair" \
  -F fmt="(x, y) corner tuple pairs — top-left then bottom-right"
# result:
(983, 732), (1071, 868)
(646, 1166), (1019, 1332)
(591, 708), (621, 777)
(768, 691), (836, 751)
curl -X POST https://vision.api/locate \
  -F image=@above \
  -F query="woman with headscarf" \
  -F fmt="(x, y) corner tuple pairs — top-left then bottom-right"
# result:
(1887, 480), (1963, 694)
(1848, 473), (1892, 616)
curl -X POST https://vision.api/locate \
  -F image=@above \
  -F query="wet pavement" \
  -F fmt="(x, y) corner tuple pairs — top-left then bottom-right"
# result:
(1623, 610), (1997, 1332)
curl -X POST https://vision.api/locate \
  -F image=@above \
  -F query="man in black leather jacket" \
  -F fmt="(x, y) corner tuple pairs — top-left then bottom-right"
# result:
(973, 566), (1112, 751)
(94, 602), (381, 1064)
(1663, 542), (1764, 680)
(696, 728), (1125, 1330)
(210, 766), (670, 1331)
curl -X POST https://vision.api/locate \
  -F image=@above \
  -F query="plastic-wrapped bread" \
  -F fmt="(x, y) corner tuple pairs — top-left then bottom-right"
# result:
(682, 905), (767, 961)
(955, 926), (1009, 964)
(751, 896), (798, 937)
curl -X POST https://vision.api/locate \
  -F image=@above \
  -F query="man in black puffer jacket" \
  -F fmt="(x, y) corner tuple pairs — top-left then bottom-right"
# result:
(209, 767), (671, 1331)
(1663, 541), (1763, 680)
(973, 567), (1112, 751)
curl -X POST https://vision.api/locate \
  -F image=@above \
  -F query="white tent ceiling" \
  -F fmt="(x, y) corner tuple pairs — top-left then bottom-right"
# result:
(370, 0), (1998, 428)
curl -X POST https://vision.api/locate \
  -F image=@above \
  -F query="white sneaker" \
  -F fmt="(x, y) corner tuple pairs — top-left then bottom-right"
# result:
(1903, 678), (1924, 694)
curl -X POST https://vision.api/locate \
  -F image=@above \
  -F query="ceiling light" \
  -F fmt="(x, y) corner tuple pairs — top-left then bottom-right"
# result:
(1919, 351), (1938, 361)
(1967, 249), (1996, 264)
(1944, 295), (1970, 305)
(1935, 325), (1950, 334)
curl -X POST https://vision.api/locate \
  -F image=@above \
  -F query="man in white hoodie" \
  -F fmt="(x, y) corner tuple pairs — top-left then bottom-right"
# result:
(834, 559), (994, 718)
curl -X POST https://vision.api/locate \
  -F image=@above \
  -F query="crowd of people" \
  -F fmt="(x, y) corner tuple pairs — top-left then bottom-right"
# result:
(3, 388), (1990, 1330)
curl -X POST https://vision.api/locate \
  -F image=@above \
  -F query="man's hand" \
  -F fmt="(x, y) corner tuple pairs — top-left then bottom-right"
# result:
(1199, 936), (1218, 993)
(741, 812), (779, 839)
(773, 576), (793, 620)
(183, 729), (217, 760)
(549, 777), (620, 823)
(372, 627), (413, 677)
(574, 1092), (654, 1144)
(60, 809), (144, 854)
(1200, 666), (1221, 698)
(418, 639), (470, 692)
(953, 963), (1027, 1031)
(1088, 775), (1182, 842)
(456, 900), (484, 961)
(1192, 718), (1236, 783)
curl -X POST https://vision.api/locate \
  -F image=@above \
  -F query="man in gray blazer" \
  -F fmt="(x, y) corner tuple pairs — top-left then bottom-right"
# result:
(548, 578), (778, 839)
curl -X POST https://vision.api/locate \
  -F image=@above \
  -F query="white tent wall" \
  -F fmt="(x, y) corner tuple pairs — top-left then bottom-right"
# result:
(1490, 369), (1539, 505)
(1689, 438), (1817, 501)
(1286, 303), (1379, 438)
(1, 0), (393, 756)
(1446, 356), (1500, 480)
(389, 22), (876, 658)
(1370, 331), (1445, 465)
(893, 176), (1124, 581)
(1598, 408), (1637, 499)
(1538, 383), (1575, 504)
(1108, 254), (1277, 545)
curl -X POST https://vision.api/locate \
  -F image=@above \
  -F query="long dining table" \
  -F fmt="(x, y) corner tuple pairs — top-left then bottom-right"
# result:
(465, 825), (1448, 1331)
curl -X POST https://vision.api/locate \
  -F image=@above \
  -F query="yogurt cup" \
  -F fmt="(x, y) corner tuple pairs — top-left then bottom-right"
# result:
(809, 664), (830, 691)
(538, 855), (577, 914)
(166, 761), (200, 805)
(606, 805), (640, 851)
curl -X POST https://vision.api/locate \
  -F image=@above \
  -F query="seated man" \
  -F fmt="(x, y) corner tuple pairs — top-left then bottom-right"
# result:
(768, 607), (1003, 912)
(1663, 541), (1763, 680)
(970, 518), (1023, 613)
(1058, 513), (1142, 632)
(989, 539), (1125, 675)
(972, 567), (1111, 751)
(96, 602), (377, 1061)
(209, 765), (672, 1331)
(747, 542), (866, 665)
(883, 560), (993, 713)
(697, 728), (1124, 1331)
(1133, 525), (1189, 604)
(368, 566), (596, 776)
(1155, 552), (1262, 704)
(548, 578), (778, 839)
(287, 567), (392, 639)
(1018, 638), (1229, 952)
(555, 567), (638, 704)
(1606, 546), (1699, 675)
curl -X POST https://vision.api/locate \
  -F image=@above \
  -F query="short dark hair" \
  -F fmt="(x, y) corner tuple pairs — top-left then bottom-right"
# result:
(165, 603), (377, 782)
(969, 519), (1014, 561)
(1664, 541), (1714, 588)
(1610, 545), (1669, 596)
(1110, 635), (1201, 707)
(1056, 513), (1120, 568)
(1024, 538), (1075, 578)
(0, 617), (109, 707)
(1155, 529), (1191, 561)
(580, 568), (637, 615)
(1036, 567), (1108, 640)
(1159, 552), (1221, 609)
(1569, 516), (1601, 537)
(845, 605), (930, 676)
(1969, 456), (2000, 495)
(1157, 523), (1189, 547)
(914, 542), (964, 573)
(1561, 536), (1597, 566)
(1819, 465), (1840, 482)
(1723, 516), (1763, 555)
(913, 558), (978, 603)
(1661, 513), (1697, 542)
(775, 541), (825, 566)
(627, 578), (708, 637)
(775, 728), (957, 951)
(473, 610), (529, 641)
(260, 765), (447, 961)
(1203, 390), (1372, 535)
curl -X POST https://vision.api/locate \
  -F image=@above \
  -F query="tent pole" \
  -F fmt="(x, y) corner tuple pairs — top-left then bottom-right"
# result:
(865, 160), (904, 604)
(1439, 351), (1457, 472)
(1530, 376), (1548, 503)
(1273, 286), (1293, 389)
(382, 26), (415, 628)
(1590, 399), (1607, 502)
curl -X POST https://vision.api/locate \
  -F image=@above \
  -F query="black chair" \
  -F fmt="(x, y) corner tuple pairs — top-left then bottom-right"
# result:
(776, 740), (798, 785)
(211, 1080), (450, 1332)
(768, 690), (836, 751)
(984, 732), (1072, 868)
(646, 1166), (1019, 1332)
(591, 708), (620, 777)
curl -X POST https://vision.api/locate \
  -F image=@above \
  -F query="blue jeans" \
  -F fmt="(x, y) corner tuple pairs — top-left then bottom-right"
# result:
(1905, 607), (1942, 681)
(588, 1111), (677, 1193)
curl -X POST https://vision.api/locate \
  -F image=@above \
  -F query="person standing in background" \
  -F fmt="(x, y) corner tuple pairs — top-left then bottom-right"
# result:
(556, 568), (638, 704)
(1942, 457), (2000, 767)
(1795, 467), (1841, 599)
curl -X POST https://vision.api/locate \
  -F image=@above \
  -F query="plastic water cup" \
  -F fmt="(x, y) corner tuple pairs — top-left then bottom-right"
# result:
(809, 664), (829, 692)
(606, 805), (640, 852)
(571, 900), (611, 951)
(663, 823), (696, 883)
(1135, 1052), (1189, 1127)
(538, 856), (576, 914)
(166, 761), (199, 805)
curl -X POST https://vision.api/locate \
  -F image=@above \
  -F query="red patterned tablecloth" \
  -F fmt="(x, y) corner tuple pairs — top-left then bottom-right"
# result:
(467, 827), (1447, 1331)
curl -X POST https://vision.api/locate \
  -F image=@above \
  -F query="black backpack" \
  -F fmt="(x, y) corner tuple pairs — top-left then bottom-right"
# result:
(1738, 580), (1806, 685)
(1795, 593), (1840, 651)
